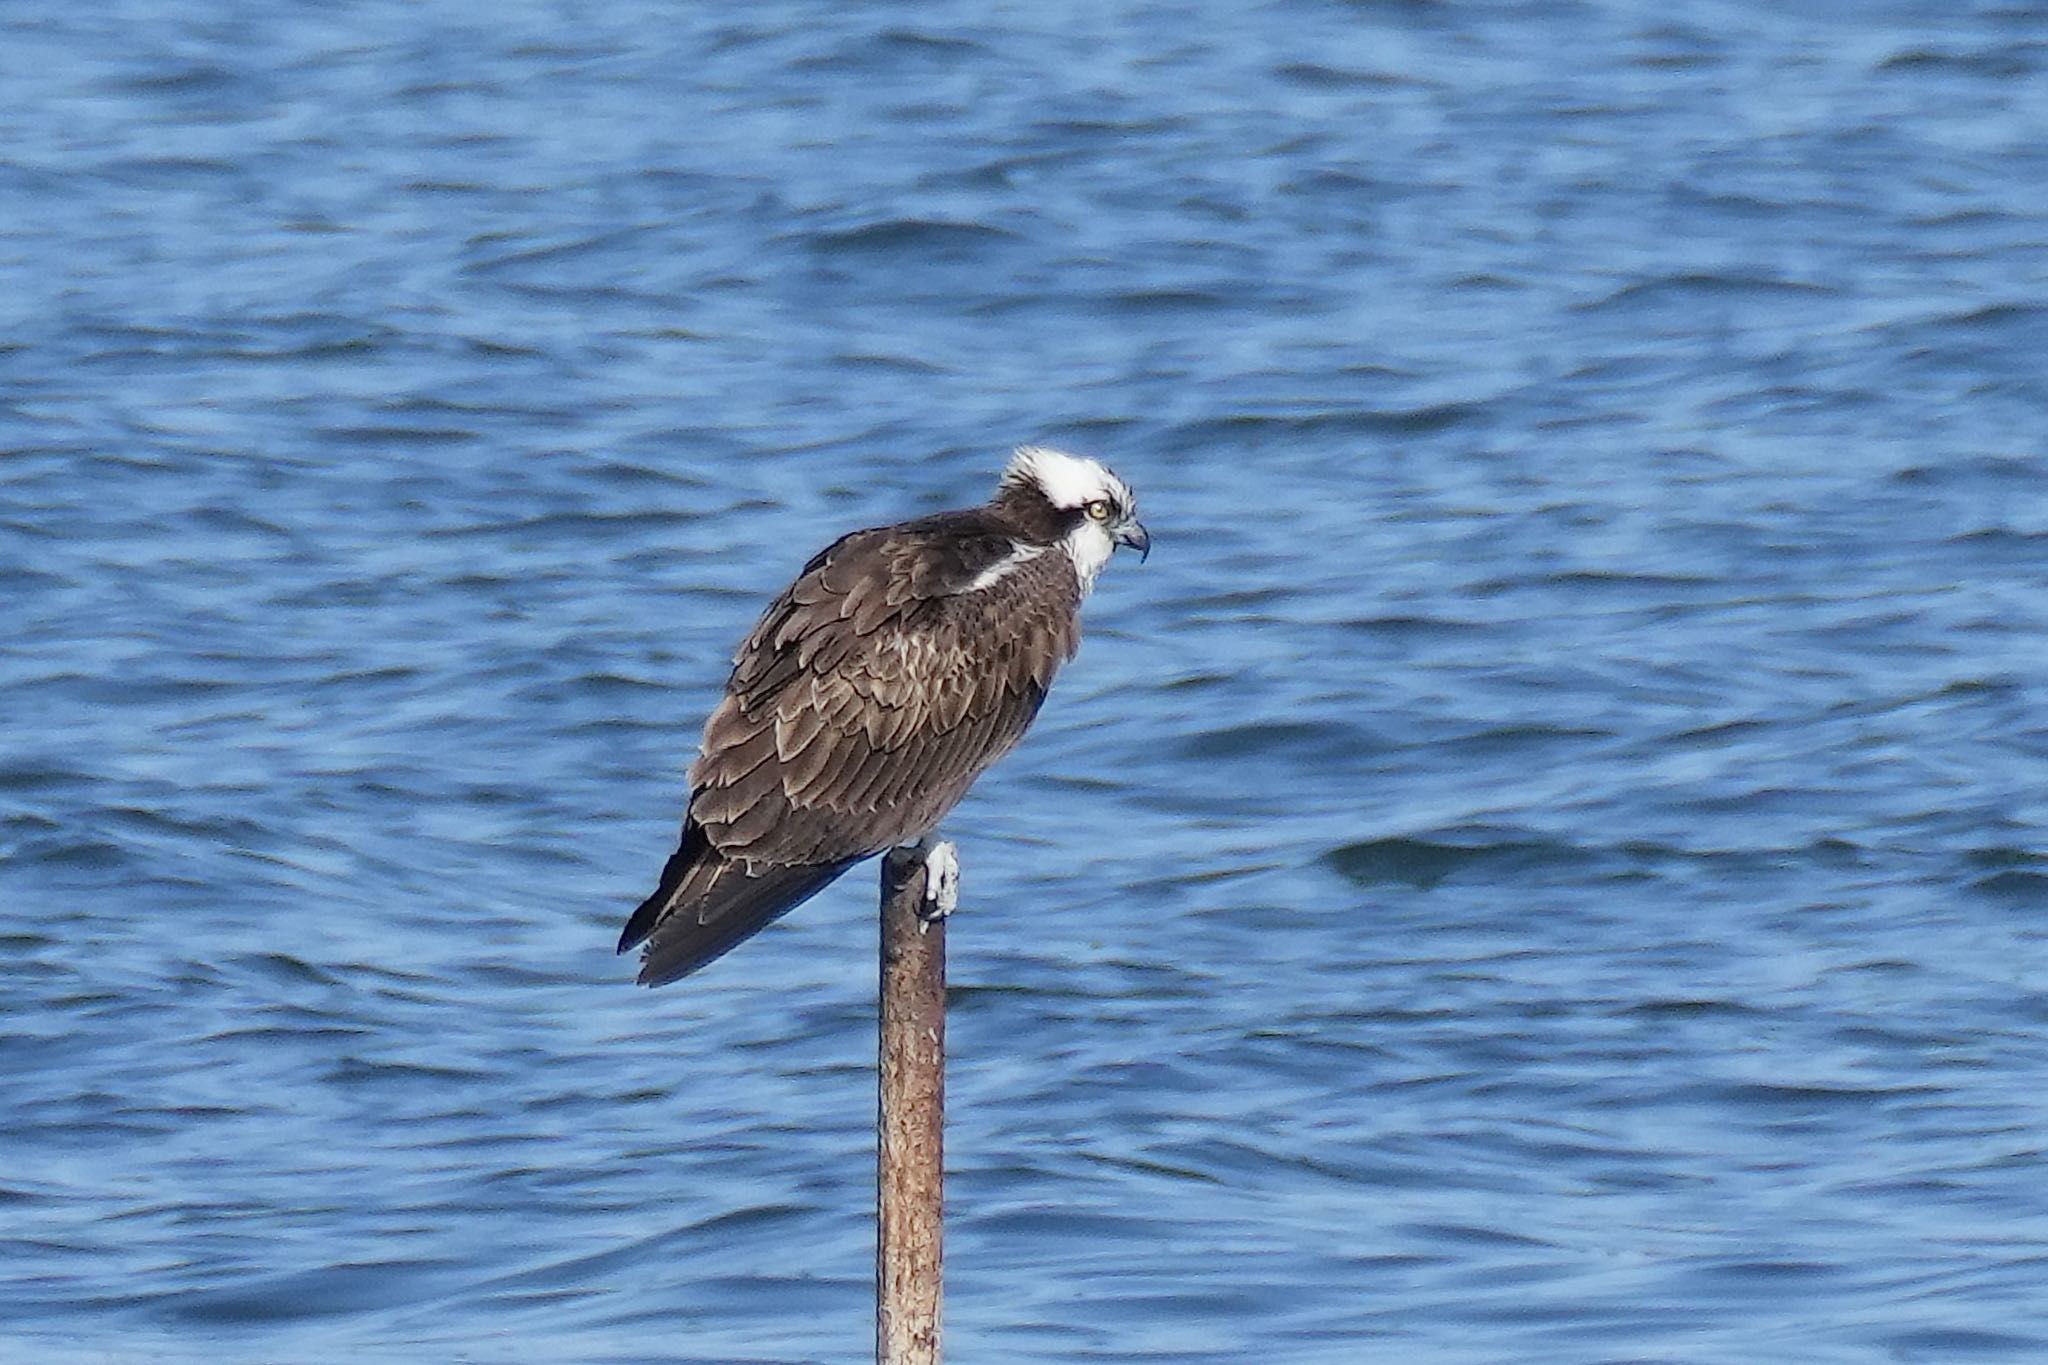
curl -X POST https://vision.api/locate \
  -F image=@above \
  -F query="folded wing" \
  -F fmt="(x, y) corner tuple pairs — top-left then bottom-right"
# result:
(621, 513), (1081, 984)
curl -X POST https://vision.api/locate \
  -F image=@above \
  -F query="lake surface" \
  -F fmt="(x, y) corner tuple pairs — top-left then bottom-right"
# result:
(6, 2), (2048, 1361)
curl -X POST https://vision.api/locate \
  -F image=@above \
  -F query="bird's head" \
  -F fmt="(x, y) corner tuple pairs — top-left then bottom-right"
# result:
(997, 445), (1149, 587)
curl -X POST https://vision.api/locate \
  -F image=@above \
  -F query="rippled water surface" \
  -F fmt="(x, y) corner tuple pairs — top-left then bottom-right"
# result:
(7, 2), (2048, 1361)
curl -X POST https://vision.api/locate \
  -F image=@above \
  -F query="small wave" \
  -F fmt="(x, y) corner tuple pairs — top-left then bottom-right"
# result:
(1879, 301), (2047, 340)
(1891, 455), (2041, 486)
(110, 64), (241, 94)
(318, 425), (481, 448)
(1946, 526), (2048, 548)
(100, 156), (242, 182)
(546, 671), (670, 697)
(1323, 836), (1579, 889)
(1106, 288), (1234, 314)
(872, 27), (982, 56)
(1683, 1258), (1838, 1284)
(1969, 870), (2048, 903)
(1617, 998), (1765, 1019)
(0, 764), (85, 793)
(424, 508), (706, 539)
(1326, 835), (1875, 889)
(830, 351), (947, 374)
(462, 227), (646, 275)
(1576, 272), (1838, 313)
(167, 1259), (463, 1325)
(14, 838), (132, 871)
(224, 952), (341, 987)
(789, 27), (986, 72)
(1178, 587), (1293, 610)
(1337, 613), (1486, 637)
(1965, 847), (2048, 871)
(1273, 62), (1423, 90)
(804, 219), (1019, 256)
(1179, 720), (1374, 762)
(1395, 1220), (1556, 1250)
(1877, 48), (2037, 78)
(1169, 402), (1488, 443)
(1709, 1080), (1941, 1109)
(1438, 724), (1618, 757)
(322, 1057), (493, 1086)
(1885, 1328), (2048, 1357)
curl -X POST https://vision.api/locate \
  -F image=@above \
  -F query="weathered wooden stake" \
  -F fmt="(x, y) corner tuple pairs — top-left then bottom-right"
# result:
(878, 840), (953, 1365)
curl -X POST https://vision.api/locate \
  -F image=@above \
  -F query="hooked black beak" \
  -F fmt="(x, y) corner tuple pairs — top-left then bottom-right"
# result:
(1115, 520), (1151, 562)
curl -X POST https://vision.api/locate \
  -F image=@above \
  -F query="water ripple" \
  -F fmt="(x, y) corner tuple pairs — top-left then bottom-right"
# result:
(7, 1), (2048, 1362)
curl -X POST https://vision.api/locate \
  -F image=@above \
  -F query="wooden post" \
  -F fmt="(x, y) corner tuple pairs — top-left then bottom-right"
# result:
(877, 840), (953, 1365)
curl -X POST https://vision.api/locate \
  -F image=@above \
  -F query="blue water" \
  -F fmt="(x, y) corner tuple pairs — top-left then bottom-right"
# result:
(6, 2), (2048, 1361)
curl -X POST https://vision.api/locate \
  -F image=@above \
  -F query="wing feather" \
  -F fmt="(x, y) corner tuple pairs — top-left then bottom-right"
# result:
(867, 698), (916, 752)
(721, 785), (791, 848)
(774, 699), (828, 763)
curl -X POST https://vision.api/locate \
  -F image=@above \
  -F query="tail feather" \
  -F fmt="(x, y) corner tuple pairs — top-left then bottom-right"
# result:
(617, 822), (709, 956)
(620, 821), (856, 987)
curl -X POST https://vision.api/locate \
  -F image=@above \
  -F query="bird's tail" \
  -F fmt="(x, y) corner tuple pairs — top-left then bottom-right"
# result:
(618, 821), (855, 987)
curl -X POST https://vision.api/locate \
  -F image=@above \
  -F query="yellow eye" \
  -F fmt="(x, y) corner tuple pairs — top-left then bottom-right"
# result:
(1085, 499), (1113, 521)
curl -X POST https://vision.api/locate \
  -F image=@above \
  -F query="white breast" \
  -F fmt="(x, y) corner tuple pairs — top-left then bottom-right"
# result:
(1061, 522), (1116, 594)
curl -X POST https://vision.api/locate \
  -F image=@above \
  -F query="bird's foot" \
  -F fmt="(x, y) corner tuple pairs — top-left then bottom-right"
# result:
(919, 839), (959, 925)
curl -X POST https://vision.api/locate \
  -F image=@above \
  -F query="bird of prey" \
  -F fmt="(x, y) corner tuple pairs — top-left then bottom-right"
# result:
(619, 446), (1149, 986)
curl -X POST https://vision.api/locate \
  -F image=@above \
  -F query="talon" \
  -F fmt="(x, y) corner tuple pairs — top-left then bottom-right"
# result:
(920, 840), (959, 921)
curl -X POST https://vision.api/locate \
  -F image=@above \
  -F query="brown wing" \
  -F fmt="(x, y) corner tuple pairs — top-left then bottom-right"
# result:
(617, 820), (857, 986)
(686, 516), (1081, 868)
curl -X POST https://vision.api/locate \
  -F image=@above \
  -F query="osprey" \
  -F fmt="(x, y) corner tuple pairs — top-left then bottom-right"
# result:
(619, 446), (1149, 986)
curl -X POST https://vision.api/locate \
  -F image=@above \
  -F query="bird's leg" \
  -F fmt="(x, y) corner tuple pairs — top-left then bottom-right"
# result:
(918, 839), (959, 925)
